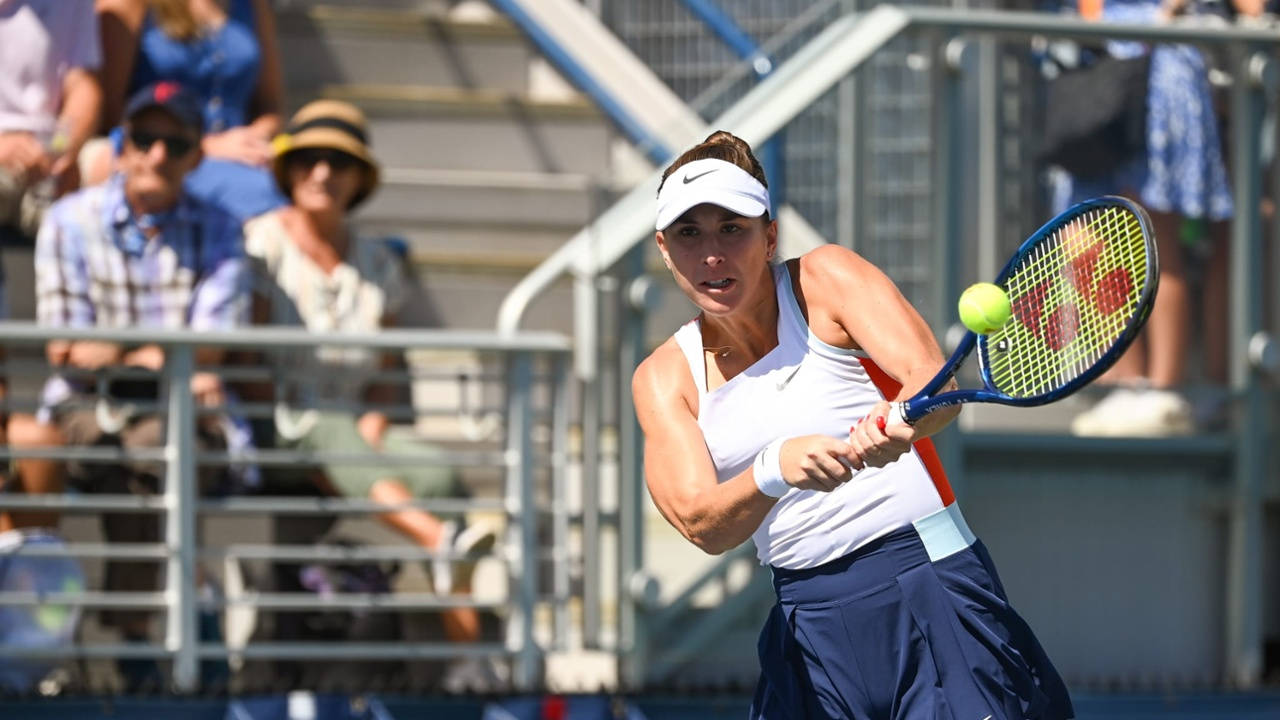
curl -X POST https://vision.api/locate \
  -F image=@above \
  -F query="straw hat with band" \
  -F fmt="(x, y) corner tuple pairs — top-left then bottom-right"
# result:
(272, 100), (380, 209)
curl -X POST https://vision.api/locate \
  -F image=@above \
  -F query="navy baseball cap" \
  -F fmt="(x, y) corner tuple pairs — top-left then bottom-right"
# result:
(124, 81), (204, 134)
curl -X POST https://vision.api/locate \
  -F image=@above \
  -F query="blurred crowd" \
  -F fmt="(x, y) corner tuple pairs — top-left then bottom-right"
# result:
(0, 0), (496, 695)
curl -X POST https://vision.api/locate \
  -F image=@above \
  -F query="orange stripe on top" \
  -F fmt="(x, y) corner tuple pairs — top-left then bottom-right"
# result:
(857, 357), (955, 506)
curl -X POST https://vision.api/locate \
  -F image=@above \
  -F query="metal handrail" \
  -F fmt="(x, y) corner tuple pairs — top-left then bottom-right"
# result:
(0, 642), (511, 661)
(0, 540), (501, 563)
(0, 323), (571, 693)
(0, 495), (504, 515)
(0, 322), (570, 352)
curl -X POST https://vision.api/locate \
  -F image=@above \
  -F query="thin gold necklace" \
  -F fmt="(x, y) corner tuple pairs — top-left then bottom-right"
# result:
(703, 345), (733, 358)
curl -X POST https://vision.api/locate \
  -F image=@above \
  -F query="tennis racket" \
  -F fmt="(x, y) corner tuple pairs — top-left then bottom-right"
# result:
(888, 195), (1159, 425)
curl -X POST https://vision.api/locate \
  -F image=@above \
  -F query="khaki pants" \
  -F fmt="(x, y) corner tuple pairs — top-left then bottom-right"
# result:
(57, 407), (228, 631)
(277, 410), (459, 502)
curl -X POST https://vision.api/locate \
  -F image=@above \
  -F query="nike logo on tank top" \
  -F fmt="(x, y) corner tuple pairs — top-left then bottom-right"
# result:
(672, 263), (948, 569)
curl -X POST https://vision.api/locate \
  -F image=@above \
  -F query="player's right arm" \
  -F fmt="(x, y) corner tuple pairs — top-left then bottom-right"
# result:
(632, 340), (860, 555)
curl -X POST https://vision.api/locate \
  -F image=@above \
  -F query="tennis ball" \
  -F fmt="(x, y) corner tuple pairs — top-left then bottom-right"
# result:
(958, 282), (1012, 334)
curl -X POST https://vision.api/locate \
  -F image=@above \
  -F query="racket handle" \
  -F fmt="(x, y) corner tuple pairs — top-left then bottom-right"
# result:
(887, 402), (909, 427)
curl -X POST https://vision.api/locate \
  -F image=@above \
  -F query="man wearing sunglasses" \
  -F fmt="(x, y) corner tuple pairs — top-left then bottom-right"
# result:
(18, 80), (250, 690)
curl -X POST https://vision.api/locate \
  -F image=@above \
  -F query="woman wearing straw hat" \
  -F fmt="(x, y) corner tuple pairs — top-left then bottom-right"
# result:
(245, 100), (496, 669)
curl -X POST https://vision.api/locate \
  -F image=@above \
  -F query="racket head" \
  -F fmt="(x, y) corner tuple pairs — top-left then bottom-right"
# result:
(976, 196), (1158, 405)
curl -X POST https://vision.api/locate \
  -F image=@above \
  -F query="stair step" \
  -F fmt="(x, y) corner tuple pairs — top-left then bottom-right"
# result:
(278, 5), (530, 95)
(360, 223), (579, 262)
(358, 168), (601, 228)
(316, 85), (611, 174)
(304, 4), (518, 39)
(412, 266), (576, 333)
(321, 84), (599, 119)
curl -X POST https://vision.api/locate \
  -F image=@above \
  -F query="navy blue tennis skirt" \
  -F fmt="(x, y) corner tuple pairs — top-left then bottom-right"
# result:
(749, 508), (1074, 720)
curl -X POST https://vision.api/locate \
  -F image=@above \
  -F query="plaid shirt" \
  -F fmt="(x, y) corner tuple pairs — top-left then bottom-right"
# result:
(35, 173), (248, 332)
(35, 173), (248, 414)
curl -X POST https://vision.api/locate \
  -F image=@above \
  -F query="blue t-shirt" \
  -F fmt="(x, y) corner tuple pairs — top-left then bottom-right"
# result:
(123, 0), (285, 220)
(130, 0), (260, 133)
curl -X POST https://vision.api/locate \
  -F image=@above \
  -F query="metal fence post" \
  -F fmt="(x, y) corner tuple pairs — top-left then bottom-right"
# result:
(505, 351), (539, 690)
(932, 33), (969, 498)
(617, 249), (651, 689)
(164, 343), (198, 692)
(1224, 47), (1271, 689)
(550, 354), (571, 652)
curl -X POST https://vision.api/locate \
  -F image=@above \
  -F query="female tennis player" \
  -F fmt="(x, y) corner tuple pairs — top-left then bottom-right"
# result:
(632, 131), (1074, 719)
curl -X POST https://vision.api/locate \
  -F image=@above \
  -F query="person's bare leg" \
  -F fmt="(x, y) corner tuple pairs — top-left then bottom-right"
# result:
(369, 478), (444, 548)
(1145, 210), (1190, 388)
(439, 580), (482, 643)
(1, 414), (65, 532)
(1201, 220), (1230, 385)
(1097, 336), (1147, 386)
(369, 478), (481, 642)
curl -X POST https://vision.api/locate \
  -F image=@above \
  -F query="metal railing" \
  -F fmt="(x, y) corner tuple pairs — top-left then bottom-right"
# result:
(0, 324), (571, 693)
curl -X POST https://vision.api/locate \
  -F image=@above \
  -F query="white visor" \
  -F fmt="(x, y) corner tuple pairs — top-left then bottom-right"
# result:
(655, 158), (771, 231)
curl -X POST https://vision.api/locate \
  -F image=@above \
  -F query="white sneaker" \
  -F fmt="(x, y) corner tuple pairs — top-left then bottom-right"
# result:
(1070, 386), (1140, 436)
(1072, 387), (1193, 437)
(453, 520), (498, 560)
(431, 520), (498, 596)
(441, 656), (508, 694)
(1125, 388), (1194, 436)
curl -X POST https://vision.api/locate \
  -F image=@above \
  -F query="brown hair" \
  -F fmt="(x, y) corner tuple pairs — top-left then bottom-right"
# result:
(150, 0), (200, 41)
(658, 130), (769, 196)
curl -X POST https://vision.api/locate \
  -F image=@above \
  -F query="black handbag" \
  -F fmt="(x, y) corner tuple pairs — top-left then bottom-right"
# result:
(1038, 54), (1151, 180)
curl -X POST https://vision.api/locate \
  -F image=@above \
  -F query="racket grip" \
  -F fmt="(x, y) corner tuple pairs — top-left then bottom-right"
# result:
(887, 402), (908, 427)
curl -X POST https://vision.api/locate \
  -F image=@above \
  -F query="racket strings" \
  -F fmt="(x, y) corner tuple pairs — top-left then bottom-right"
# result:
(987, 205), (1149, 398)
(1002, 206), (1146, 394)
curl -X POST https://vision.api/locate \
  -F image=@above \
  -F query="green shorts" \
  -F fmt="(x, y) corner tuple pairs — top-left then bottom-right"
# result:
(280, 410), (460, 501)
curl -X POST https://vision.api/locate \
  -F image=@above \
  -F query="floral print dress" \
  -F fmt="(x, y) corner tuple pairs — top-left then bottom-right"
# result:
(1055, 0), (1234, 222)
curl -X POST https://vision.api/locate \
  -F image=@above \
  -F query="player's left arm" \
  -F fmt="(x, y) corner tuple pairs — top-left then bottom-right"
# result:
(798, 245), (960, 459)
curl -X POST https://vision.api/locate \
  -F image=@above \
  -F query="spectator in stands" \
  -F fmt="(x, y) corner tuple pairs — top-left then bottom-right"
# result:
(87, 0), (285, 220)
(1055, 0), (1236, 437)
(0, 0), (103, 531)
(0, 0), (102, 244)
(16, 81), (248, 691)
(244, 100), (497, 664)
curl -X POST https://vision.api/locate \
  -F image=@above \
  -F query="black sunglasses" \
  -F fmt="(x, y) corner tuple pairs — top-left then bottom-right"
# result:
(128, 128), (196, 157)
(287, 148), (361, 172)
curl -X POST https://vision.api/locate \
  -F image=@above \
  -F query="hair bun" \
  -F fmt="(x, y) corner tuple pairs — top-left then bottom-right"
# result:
(704, 130), (740, 146)
(659, 129), (768, 194)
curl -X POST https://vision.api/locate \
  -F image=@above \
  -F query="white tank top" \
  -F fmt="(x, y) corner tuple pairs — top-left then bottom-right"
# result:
(673, 263), (951, 569)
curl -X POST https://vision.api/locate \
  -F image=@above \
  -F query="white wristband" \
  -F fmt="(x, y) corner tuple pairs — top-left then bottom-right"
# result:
(752, 438), (790, 498)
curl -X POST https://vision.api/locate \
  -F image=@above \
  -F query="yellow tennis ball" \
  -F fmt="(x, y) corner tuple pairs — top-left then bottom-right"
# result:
(958, 282), (1012, 334)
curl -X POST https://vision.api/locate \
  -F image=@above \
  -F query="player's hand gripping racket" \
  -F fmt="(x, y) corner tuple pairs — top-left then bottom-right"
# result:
(888, 195), (1159, 426)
